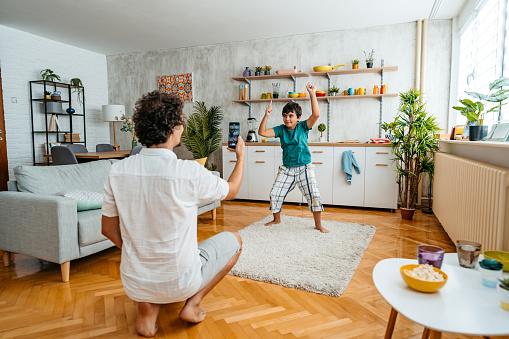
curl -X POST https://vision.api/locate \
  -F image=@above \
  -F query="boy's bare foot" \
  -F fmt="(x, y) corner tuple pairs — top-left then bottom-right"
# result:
(315, 226), (329, 233)
(135, 302), (160, 337)
(179, 302), (206, 323)
(264, 219), (281, 226)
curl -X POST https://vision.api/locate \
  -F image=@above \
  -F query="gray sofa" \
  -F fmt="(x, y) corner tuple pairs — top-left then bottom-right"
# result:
(0, 160), (220, 282)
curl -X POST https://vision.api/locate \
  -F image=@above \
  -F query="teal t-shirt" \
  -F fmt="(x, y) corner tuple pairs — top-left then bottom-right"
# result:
(273, 120), (311, 167)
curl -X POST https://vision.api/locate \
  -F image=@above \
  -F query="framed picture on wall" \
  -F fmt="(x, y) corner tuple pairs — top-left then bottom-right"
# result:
(157, 73), (193, 102)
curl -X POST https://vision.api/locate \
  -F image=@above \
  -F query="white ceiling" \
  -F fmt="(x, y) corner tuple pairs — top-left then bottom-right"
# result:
(0, 0), (466, 55)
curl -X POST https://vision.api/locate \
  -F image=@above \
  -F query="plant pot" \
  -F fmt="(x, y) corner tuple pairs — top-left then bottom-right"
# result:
(400, 208), (415, 220)
(255, 71), (261, 76)
(195, 157), (207, 166)
(469, 125), (488, 141)
(366, 61), (374, 69)
(264, 70), (271, 75)
(329, 92), (337, 96)
(352, 64), (359, 70)
(497, 284), (509, 312)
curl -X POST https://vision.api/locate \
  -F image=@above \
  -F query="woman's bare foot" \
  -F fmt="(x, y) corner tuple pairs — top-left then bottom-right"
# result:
(264, 219), (281, 226)
(135, 302), (160, 337)
(315, 226), (329, 233)
(179, 302), (206, 323)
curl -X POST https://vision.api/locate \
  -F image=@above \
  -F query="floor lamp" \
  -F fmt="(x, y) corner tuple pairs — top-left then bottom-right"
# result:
(102, 104), (125, 151)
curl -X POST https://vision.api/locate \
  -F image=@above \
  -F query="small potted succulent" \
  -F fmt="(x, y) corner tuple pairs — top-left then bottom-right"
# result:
(363, 49), (375, 68)
(328, 85), (340, 96)
(317, 123), (326, 142)
(255, 66), (263, 76)
(352, 59), (360, 70)
(44, 91), (51, 100)
(264, 65), (272, 75)
(498, 278), (509, 312)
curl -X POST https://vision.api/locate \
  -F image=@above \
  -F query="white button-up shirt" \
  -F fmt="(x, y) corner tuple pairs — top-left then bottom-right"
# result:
(102, 148), (229, 303)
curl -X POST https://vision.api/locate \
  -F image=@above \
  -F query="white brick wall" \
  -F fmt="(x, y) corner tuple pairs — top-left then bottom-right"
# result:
(0, 25), (109, 178)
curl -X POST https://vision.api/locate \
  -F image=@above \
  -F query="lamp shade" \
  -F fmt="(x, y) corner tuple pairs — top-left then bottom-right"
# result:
(44, 101), (62, 114)
(102, 104), (125, 122)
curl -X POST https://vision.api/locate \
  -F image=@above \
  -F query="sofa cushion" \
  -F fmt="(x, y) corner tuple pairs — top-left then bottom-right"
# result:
(78, 209), (107, 246)
(14, 160), (112, 195)
(59, 190), (103, 211)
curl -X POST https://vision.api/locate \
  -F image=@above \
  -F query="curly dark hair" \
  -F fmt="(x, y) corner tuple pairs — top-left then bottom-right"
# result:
(132, 91), (185, 147)
(282, 101), (302, 118)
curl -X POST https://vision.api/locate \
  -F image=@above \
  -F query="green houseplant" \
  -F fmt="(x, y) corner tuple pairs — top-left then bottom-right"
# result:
(452, 98), (485, 140)
(317, 123), (326, 142)
(363, 49), (375, 68)
(40, 69), (61, 82)
(381, 89), (440, 220)
(352, 59), (360, 70)
(466, 76), (509, 139)
(328, 86), (340, 96)
(182, 101), (223, 168)
(70, 78), (84, 104)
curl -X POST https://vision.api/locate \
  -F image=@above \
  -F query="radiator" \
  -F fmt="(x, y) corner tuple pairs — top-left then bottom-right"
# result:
(434, 152), (509, 251)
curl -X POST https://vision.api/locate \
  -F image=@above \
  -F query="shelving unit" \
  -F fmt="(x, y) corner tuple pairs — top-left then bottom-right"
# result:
(232, 64), (398, 140)
(29, 80), (86, 165)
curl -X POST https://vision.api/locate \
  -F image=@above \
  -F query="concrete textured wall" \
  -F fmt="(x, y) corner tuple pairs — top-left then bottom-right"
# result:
(107, 20), (452, 168)
(0, 25), (109, 177)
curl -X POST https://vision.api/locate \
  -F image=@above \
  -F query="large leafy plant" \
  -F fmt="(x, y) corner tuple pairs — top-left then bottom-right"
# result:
(466, 77), (509, 123)
(381, 89), (440, 210)
(452, 98), (484, 125)
(182, 102), (223, 166)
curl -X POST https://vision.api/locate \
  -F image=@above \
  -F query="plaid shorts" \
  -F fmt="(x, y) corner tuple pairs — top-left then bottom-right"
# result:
(269, 164), (324, 213)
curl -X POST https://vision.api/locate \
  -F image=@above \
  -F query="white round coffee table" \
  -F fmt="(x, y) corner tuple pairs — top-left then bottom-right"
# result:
(373, 254), (509, 339)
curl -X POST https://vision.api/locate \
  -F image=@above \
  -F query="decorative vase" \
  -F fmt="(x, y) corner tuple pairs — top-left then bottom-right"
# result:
(242, 67), (250, 77)
(468, 125), (488, 141)
(400, 208), (415, 220)
(366, 61), (374, 68)
(352, 63), (359, 70)
(66, 107), (75, 114)
(497, 284), (509, 312)
(196, 157), (207, 166)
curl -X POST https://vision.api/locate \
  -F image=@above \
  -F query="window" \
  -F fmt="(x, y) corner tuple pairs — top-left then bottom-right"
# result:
(457, 0), (508, 126)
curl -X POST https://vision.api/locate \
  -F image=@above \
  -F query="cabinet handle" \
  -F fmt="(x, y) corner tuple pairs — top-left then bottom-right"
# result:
(312, 151), (324, 153)
(255, 160), (266, 163)
(312, 162), (323, 165)
(376, 152), (389, 154)
(255, 150), (266, 153)
(229, 160), (237, 163)
(376, 163), (389, 166)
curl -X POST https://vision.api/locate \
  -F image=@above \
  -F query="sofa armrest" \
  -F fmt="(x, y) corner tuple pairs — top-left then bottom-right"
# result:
(0, 192), (79, 264)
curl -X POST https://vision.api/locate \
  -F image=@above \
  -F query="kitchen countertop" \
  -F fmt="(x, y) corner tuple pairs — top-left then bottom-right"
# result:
(223, 142), (392, 147)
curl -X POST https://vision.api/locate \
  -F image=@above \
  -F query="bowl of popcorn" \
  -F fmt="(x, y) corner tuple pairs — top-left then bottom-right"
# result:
(400, 264), (448, 293)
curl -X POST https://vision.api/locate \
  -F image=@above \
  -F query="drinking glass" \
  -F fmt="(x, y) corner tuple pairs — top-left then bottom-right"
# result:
(417, 245), (445, 268)
(455, 240), (481, 269)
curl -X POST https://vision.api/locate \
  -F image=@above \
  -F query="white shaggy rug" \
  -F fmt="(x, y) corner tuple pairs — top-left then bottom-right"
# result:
(230, 215), (376, 297)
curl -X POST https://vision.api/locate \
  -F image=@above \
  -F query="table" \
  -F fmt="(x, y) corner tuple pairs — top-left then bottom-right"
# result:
(74, 150), (130, 161)
(373, 253), (509, 339)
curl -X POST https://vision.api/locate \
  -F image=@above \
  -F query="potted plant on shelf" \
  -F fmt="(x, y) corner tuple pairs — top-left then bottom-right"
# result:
(264, 65), (272, 75)
(44, 91), (51, 100)
(466, 76), (509, 126)
(452, 98), (486, 141)
(317, 123), (326, 142)
(381, 89), (440, 220)
(498, 278), (509, 312)
(40, 69), (61, 82)
(363, 49), (375, 69)
(328, 86), (340, 96)
(352, 59), (360, 70)
(182, 101), (223, 168)
(255, 66), (263, 76)
(70, 78), (84, 104)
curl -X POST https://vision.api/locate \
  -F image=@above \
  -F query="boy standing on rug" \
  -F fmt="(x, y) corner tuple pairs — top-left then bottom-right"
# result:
(258, 82), (328, 233)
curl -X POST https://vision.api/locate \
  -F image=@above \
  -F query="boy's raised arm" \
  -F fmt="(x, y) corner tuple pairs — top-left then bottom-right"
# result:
(258, 100), (276, 138)
(306, 82), (320, 129)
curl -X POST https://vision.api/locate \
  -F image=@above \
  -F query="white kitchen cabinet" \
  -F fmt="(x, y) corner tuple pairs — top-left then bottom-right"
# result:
(309, 147), (334, 204)
(332, 147), (366, 206)
(274, 148), (303, 203)
(247, 147), (275, 201)
(364, 147), (398, 209)
(222, 146), (249, 199)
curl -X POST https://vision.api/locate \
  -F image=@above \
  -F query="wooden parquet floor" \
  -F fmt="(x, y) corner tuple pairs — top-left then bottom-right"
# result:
(0, 201), (506, 338)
